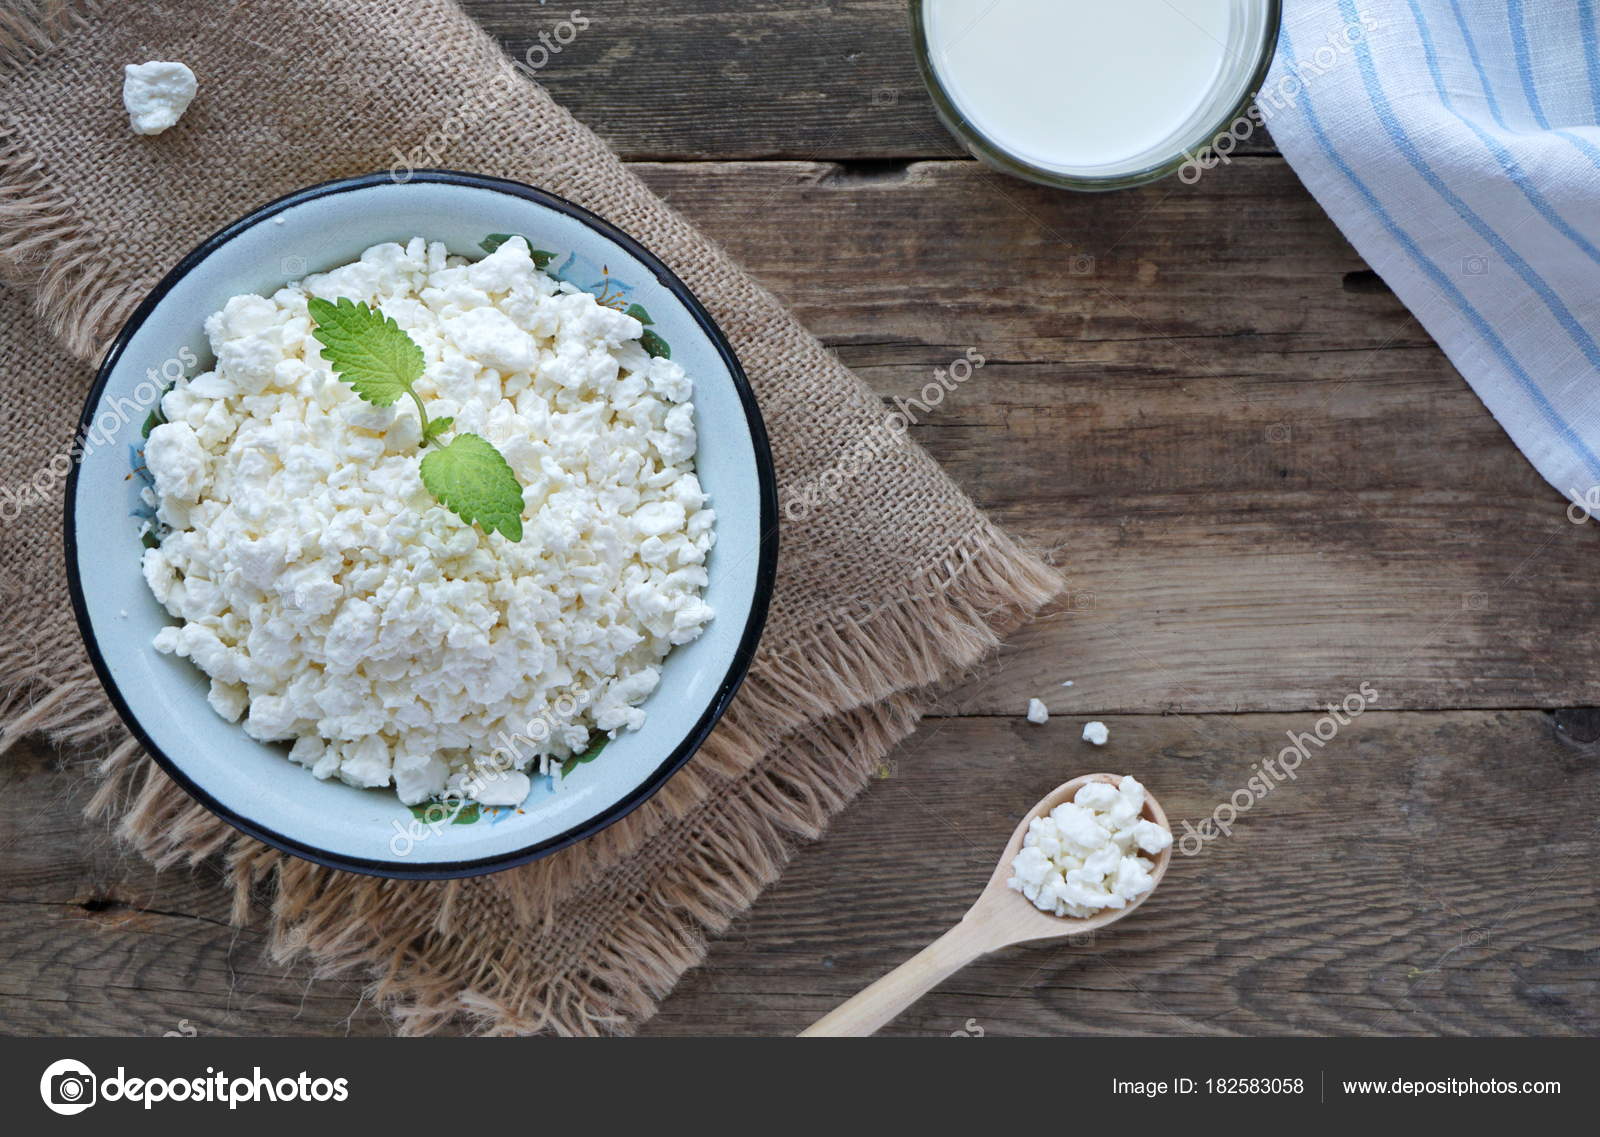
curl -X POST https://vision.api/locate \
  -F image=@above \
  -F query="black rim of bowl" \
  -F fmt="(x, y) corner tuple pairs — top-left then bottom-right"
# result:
(64, 170), (779, 880)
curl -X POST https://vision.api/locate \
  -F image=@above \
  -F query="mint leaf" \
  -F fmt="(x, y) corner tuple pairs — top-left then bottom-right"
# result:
(624, 303), (653, 326)
(307, 297), (423, 407)
(640, 329), (671, 359)
(308, 295), (524, 540)
(479, 233), (556, 269)
(421, 416), (454, 445)
(408, 798), (481, 825)
(419, 432), (525, 541)
(142, 377), (176, 437)
(561, 734), (609, 778)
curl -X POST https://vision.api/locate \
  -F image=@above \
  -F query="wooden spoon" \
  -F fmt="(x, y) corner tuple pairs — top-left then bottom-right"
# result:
(799, 772), (1171, 1036)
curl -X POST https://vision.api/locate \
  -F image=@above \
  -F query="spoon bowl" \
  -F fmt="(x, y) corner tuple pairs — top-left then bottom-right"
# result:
(976, 772), (1172, 944)
(800, 772), (1171, 1036)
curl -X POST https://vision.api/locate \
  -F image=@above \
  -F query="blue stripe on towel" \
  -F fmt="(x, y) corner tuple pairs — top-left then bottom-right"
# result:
(1509, 0), (1552, 128)
(1339, 0), (1600, 377)
(1449, 0), (1507, 127)
(1552, 130), (1600, 169)
(1580, 1), (1600, 120)
(1277, 22), (1600, 479)
(1408, 0), (1600, 268)
(1451, 0), (1600, 170)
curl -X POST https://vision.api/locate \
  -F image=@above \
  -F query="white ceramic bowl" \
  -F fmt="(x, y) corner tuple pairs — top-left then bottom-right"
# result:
(67, 171), (777, 878)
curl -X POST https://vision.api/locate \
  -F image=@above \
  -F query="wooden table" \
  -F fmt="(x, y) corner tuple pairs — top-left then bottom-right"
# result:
(4, 1), (1597, 1037)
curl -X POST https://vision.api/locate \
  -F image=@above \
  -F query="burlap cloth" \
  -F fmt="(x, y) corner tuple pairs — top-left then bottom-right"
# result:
(0, 0), (1061, 1034)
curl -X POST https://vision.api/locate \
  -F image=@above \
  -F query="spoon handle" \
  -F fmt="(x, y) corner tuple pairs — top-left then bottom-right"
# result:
(799, 918), (994, 1037)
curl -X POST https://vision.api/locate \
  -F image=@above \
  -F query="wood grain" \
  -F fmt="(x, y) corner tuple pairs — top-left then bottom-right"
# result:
(644, 709), (1600, 1037)
(0, 738), (389, 1037)
(625, 158), (1600, 715)
(468, 0), (1280, 161)
(5, 708), (1595, 1036)
(2, 0), (1595, 1038)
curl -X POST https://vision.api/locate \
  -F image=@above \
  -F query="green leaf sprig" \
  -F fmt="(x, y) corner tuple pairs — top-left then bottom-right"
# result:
(561, 733), (608, 778)
(625, 302), (671, 360)
(408, 799), (482, 826)
(479, 233), (557, 269)
(307, 297), (524, 541)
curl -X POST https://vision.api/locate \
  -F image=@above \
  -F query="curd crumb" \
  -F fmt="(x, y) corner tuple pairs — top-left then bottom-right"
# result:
(1082, 720), (1109, 745)
(122, 61), (197, 135)
(1026, 697), (1049, 724)
(1007, 774), (1169, 917)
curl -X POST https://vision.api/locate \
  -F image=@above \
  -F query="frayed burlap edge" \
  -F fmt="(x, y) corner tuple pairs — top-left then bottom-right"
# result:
(0, 3), (139, 362)
(64, 538), (1059, 1035)
(0, 673), (122, 752)
(0, 0), (1068, 1034)
(0, 0), (101, 71)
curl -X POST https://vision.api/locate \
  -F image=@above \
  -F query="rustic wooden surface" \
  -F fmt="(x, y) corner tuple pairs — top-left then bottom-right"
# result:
(3, 0), (1598, 1037)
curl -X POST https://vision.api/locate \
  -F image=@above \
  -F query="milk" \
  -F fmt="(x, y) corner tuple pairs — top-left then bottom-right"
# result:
(921, 0), (1243, 175)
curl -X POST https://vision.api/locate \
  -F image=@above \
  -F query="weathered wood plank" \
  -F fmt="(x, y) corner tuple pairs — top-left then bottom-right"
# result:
(461, 0), (1279, 161)
(627, 158), (1600, 714)
(4, 0), (1586, 1045)
(643, 709), (1600, 1037)
(5, 707), (1595, 1036)
(0, 739), (389, 1038)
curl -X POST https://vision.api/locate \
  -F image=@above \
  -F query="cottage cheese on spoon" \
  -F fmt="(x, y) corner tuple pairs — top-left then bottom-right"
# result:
(141, 236), (714, 805)
(1007, 775), (1171, 917)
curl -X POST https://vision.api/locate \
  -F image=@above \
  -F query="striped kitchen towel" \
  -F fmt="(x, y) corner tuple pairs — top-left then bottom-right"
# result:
(1261, 0), (1600, 508)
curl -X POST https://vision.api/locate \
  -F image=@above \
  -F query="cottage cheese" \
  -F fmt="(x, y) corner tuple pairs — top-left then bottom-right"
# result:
(122, 61), (197, 135)
(1007, 775), (1171, 918)
(1082, 720), (1109, 745)
(1025, 697), (1048, 725)
(141, 236), (715, 805)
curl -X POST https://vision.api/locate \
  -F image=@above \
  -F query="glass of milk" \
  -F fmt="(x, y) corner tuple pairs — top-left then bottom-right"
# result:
(912, 0), (1282, 190)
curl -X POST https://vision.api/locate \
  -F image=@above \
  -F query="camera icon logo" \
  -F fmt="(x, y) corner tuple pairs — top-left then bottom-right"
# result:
(39, 1058), (97, 1115)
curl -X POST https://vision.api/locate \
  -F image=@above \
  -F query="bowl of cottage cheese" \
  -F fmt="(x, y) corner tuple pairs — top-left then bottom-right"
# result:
(67, 172), (777, 877)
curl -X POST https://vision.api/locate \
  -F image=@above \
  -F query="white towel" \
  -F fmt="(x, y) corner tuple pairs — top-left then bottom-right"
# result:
(1259, 0), (1600, 511)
